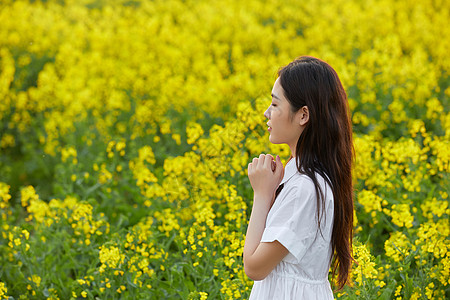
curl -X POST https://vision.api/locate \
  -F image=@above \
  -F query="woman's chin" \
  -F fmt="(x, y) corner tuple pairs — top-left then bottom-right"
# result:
(268, 135), (280, 144)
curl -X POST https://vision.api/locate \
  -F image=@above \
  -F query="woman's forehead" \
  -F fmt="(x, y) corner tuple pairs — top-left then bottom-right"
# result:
(271, 78), (284, 100)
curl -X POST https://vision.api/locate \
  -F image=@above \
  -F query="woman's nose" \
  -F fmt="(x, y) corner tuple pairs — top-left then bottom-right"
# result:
(264, 106), (270, 119)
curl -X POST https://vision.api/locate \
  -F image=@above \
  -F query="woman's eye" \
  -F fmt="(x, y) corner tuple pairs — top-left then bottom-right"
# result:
(271, 104), (277, 107)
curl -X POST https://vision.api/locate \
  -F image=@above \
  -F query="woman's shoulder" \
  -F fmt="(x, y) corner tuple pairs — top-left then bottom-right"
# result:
(288, 171), (323, 186)
(288, 171), (333, 198)
(283, 173), (316, 199)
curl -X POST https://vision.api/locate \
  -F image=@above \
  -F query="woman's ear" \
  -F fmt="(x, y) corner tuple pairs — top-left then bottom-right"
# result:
(298, 106), (309, 126)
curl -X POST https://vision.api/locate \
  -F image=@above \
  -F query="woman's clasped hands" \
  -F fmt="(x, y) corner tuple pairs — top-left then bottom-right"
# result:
(247, 154), (284, 205)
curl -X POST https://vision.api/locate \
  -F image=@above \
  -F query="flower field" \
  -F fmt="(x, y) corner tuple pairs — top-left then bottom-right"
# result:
(0, 0), (449, 299)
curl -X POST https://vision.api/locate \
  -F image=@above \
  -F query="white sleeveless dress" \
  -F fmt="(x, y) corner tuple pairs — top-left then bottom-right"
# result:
(248, 157), (335, 300)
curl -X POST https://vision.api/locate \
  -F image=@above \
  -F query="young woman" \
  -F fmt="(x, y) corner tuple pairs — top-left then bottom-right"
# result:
(244, 56), (354, 299)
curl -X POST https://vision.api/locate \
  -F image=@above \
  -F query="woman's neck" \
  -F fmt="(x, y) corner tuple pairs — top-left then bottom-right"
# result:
(286, 155), (294, 166)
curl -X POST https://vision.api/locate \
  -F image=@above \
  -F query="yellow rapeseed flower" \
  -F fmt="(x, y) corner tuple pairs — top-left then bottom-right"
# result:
(390, 204), (414, 228)
(99, 245), (125, 273)
(385, 232), (411, 262)
(0, 282), (7, 299)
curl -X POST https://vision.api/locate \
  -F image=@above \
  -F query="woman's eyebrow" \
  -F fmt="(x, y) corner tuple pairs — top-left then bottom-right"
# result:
(271, 93), (280, 100)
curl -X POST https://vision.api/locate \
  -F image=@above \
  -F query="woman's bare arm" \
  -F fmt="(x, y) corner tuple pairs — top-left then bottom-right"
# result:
(244, 154), (288, 281)
(243, 193), (289, 280)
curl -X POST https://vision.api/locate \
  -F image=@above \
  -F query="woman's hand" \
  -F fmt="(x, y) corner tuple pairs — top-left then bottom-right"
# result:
(247, 154), (284, 202)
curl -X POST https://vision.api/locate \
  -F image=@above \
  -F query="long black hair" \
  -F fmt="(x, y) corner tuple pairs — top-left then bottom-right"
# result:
(278, 56), (354, 290)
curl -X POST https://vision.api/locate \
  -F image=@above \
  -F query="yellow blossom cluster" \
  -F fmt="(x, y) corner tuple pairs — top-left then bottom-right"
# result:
(357, 190), (384, 215)
(0, 182), (12, 221)
(384, 232), (412, 263)
(415, 220), (450, 260)
(3, 226), (30, 254)
(99, 245), (125, 273)
(0, 282), (8, 299)
(129, 146), (158, 188)
(352, 242), (379, 285)
(421, 196), (449, 220)
(69, 201), (109, 241)
(387, 203), (414, 228)
(186, 122), (204, 145)
(61, 146), (78, 164)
